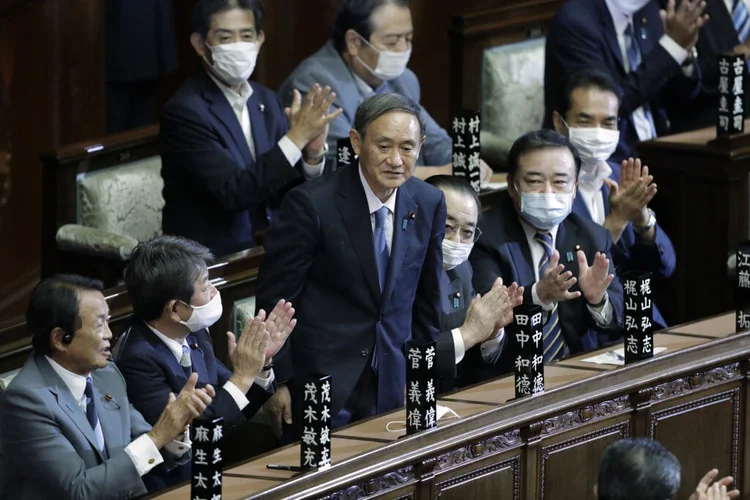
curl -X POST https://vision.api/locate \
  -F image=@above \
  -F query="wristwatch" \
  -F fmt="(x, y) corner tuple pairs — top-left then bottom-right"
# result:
(633, 208), (656, 234)
(303, 141), (328, 163)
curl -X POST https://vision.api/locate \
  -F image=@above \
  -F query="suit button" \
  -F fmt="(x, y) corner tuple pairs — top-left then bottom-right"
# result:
(361, 349), (369, 357)
(377, 315), (383, 324)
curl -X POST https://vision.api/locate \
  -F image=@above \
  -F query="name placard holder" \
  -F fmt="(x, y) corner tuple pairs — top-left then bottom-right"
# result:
(300, 375), (332, 471)
(405, 340), (437, 435)
(510, 304), (544, 398)
(336, 137), (355, 170)
(191, 416), (224, 500)
(623, 271), (654, 363)
(450, 110), (482, 192)
(717, 53), (745, 136)
(735, 241), (750, 332)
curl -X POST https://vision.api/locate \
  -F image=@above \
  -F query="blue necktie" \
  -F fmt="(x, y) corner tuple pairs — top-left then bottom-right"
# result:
(735, 0), (750, 43)
(534, 233), (565, 362)
(371, 206), (390, 372)
(84, 377), (107, 457)
(180, 344), (192, 377)
(624, 24), (657, 139)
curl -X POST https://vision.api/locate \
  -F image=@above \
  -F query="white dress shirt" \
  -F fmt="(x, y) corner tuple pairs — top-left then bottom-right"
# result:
(518, 219), (613, 326)
(358, 165), (397, 254)
(577, 161), (613, 225)
(44, 356), (169, 477)
(604, 0), (691, 141)
(207, 73), (325, 179)
(146, 324), (275, 412)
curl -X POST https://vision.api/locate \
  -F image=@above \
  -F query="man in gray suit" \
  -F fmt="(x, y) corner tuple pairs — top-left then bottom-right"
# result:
(0, 275), (217, 499)
(278, 0), (491, 181)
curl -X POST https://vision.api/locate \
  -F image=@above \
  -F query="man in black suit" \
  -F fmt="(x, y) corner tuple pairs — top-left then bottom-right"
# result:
(115, 235), (295, 491)
(257, 93), (445, 438)
(544, 0), (707, 162)
(470, 130), (624, 372)
(160, 0), (343, 256)
(425, 176), (524, 390)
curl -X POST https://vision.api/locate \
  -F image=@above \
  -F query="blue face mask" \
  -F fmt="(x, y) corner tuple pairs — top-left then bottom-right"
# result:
(517, 188), (574, 231)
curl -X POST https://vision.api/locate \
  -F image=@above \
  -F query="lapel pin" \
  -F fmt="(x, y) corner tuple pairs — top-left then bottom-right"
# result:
(567, 251), (574, 263)
(190, 343), (199, 350)
(453, 292), (461, 309)
(259, 103), (265, 112)
(66, 403), (75, 413)
(409, 212), (416, 220)
(575, 244), (582, 252)
(104, 394), (113, 401)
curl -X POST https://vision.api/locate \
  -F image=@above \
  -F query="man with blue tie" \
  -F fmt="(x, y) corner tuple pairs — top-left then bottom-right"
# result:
(257, 93), (445, 439)
(470, 130), (624, 371)
(0, 275), (213, 499)
(160, 0), (343, 257)
(544, 0), (708, 163)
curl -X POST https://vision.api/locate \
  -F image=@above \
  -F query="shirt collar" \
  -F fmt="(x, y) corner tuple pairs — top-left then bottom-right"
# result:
(578, 161), (613, 192)
(604, 0), (632, 35)
(45, 356), (89, 404)
(358, 164), (398, 215)
(206, 70), (254, 110)
(145, 323), (188, 363)
(518, 215), (560, 245)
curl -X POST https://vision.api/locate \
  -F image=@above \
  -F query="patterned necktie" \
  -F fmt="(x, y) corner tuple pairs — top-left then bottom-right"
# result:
(735, 0), (750, 44)
(180, 344), (192, 377)
(534, 233), (565, 362)
(624, 23), (657, 139)
(84, 377), (107, 456)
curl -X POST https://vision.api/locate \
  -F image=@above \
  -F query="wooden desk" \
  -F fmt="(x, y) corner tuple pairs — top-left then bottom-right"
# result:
(153, 315), (750, 500)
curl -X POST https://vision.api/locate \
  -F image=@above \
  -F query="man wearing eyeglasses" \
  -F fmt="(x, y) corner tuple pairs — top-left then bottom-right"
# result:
(552, 69), (675, 329)
(470, 130), (624, 372)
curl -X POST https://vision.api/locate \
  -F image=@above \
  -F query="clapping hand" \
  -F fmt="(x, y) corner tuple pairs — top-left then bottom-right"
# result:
(263, 299), (297, 362)
(535, 250), (580, 305)
(660, 0), (709, 50)
(689, 469), (740, 500)
(286, 84), (343, 152)
(577, 250), (614, 306)
(604, 158), (657, 226)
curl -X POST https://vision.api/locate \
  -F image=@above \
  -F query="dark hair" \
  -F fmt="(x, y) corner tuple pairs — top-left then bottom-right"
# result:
(192, 0), (266, 38)
(598, 438), (681, 500)
(507, 129), (581, 180)
(27, 274), (104, 355)
(124, 235), (213, 322)
(333, 0), (412, 53)
(354, 93), (425, 138)
(557, 69), (623, 119)
(425, 175), (482, 216)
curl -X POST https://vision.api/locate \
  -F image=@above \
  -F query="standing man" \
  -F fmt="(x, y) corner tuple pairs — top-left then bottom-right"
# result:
(0, 275), (213, 499)
(161, 0), (343, 256)
(470, 130), (624, 371)
(257, 94), (445, 438)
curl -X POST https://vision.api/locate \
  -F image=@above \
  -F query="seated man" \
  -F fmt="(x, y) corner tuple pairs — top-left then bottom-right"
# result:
(161, 0), (343, 256)
(258, 93), (444, 439)
(544, 0), (707, 162)
(596, 438), (739, 500)
(552, 69), (676, 328)
(426, 175), (524, 390)
(277, 0), (491, 181)
(0, 275), (212, 499)
(470, 130), (623, 371)
(116, 235), (295, 491)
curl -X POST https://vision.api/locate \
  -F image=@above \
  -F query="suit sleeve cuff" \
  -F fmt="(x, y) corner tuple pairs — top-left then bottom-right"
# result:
(254, 369), (276, 392)
(124, 434), (164, 477)
(223, 380), (250, 411)
(531, 283), (555, 311)
(163, 430), (192, 457)
(587, 292), (614, 325)
(451, 328), (466, 363)
(278, 135), (303, 167)
(659, 35), (689, 65)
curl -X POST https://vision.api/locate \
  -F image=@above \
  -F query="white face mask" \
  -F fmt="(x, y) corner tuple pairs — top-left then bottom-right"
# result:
(567, 126), (620, 171)
(611, 0), (651, 15)
(442, 238), (474, 271)
(180, 291), (223, 332)
(517, 187), (574, 231)
(356, 34), (411, 81)
(385, 403), (461, 432)
(206, 42), (259, 86)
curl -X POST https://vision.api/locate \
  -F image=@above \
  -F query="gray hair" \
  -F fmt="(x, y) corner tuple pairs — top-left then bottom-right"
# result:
(598, 438), (681, 500)
(354, 93), (425, 139)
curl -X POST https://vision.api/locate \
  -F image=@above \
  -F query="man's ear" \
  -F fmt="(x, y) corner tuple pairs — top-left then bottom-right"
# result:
(552, 110), (566, 135)
(190, 33), (208, 60)
(257, 30), (266, 48)
(350, 129), (362, 155)
(345, 29), (362, 56)
(166, 300), (186, 324)
(49, 327), (68, 353)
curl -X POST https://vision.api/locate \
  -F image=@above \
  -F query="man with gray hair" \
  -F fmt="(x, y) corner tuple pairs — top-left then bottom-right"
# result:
(257, 93), (446, 440)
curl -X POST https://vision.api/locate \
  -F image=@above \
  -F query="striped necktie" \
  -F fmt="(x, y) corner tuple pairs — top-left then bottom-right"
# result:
(84, 377), (107, 457)
(624, 23), (657, 139)
(735, 0), (750, 44)
(534, 233), (565, 362)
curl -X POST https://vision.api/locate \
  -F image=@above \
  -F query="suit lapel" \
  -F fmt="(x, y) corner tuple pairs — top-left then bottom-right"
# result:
(91, 372), (122, 454)
(382, 185), (417, 305)
(601, 183), (611, 215)
(556, 219), (581, 279)
(201, 72), (254, 167)
(247, 88), (270, 159)
(597, 0), (626, 72)
(187, 334), (210, 383)
(501, 198), (536, 285)
(143, 327), (189, 380)
(337, 165), (381, 303)
(572, 192), (593, 219)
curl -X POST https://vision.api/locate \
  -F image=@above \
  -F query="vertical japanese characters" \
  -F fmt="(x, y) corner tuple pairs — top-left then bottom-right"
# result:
(405, 341), (437, 435)
(623, 271), (654, 363)
(337, 137), (354, 169)
(300, 375), (332, 471)
(717, 54), (745, 136)
(735, 242), (750, 333)
(511, 304), (545, 398)
(450, 111), (482, 193)
(191, 417), (224, 500)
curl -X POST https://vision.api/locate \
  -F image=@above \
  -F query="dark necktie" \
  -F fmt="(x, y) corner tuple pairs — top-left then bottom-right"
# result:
(84, 377), (107, 456)
(623, 23), (656, 139)
(534, 232), (565, 362)
(371, 206), (390, 372)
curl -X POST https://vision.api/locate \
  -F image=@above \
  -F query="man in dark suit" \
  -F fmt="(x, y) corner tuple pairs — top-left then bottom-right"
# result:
(470, 130), (624, 372)
(257, 93), (445, 438)
(115, 235), (295, 491)
(160, 0), (343, 257)
(552, 69), (676, 328)
(544, 0), (707, 163)
(0, 275), (212, 499)
(425, 175), (524, 391)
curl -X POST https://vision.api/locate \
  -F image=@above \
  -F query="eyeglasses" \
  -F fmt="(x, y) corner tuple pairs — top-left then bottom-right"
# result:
(445, 223), (482, 243)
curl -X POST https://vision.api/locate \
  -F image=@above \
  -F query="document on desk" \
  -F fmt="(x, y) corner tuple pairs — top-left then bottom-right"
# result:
(582, 347), (667, 366)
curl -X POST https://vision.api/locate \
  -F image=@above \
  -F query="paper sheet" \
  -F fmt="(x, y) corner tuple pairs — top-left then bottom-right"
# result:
(582, 347), (667, 366)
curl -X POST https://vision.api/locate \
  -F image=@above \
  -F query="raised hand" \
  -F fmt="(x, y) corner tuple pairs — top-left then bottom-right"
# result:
(148, 373), (214, 449)
(535, 250), (581, 305)
(495, 281), (524, 331)
(689, 469), (740, 500)
(285, 84), (344, 151)
(660, 0), (709, 50)
(606, 158), (657, 224)
(263, 299), (297, 361)
(460, 278), (512, 349)
(227, 314), (270, 393)
(576, 250), (614, 305)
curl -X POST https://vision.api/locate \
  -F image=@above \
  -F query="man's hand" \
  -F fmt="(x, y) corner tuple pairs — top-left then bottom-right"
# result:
(660, 0), (709, 50)
(148, 373), (214, 449)
(689, 469), (740, 500)
(536, 250), (581, 305)
(734, 43), (750, 61)
(227, 314), (270, 393)
(285, 84), (343, 151)
(577, 250), (614, 305)
(460, 278), (516, 349)
(303, 123), (329, 165)
(494, 281), (524, 331)
(265, 383), (292, 439)
(263, 299), (297, 362)
(605, 159), (657, 224)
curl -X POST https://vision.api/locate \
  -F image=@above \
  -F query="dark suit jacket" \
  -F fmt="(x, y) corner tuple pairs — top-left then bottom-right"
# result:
(115, 319), (273, 491)
(106, 0), (178, 83)
(160, 71), (305, 256)
(0, 354), (153, 499)
(572, 161), (675, 328)
(469, 192), (624, 374)
(544, 0), (701, 162)
(256, 163), (445, 422)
